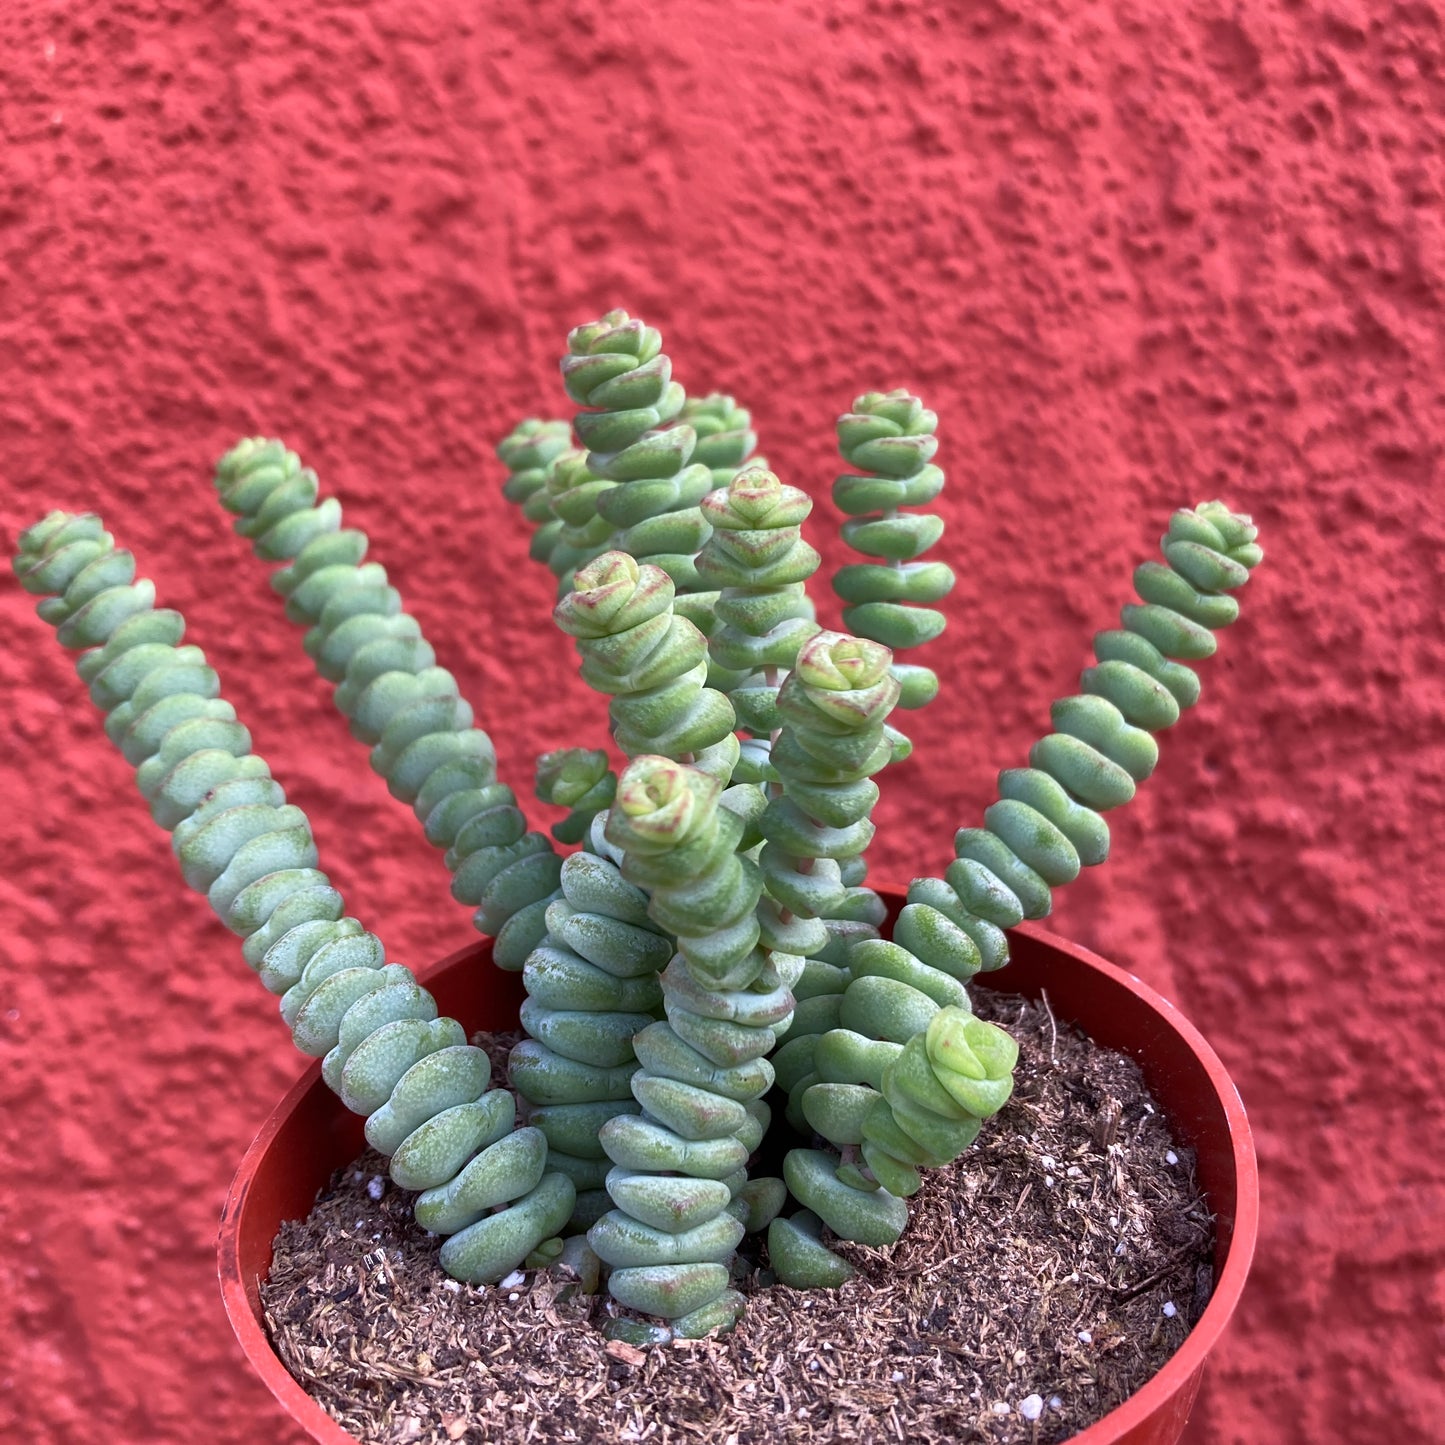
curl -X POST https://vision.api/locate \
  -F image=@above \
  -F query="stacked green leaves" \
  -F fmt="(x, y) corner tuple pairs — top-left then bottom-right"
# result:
(13, 512), (574, 1284)
(535, 747), (616, 846)
(593, 758), (798, 1342)
(761, 633), (901, 1129)
(213, 439), (562, 971)
(693, 466), (820, 783)
(508, 552), (743, 1239)
(497, 419), (574, 570)
(507, 845), (671, 1235)
(542, 449), (617, 597)
(680, 393), (765, 488)
(833, 390), (955, 752)
(769, 631), (900, 962)
(553, 551), (740, 783)
(560, 310), (717, 629)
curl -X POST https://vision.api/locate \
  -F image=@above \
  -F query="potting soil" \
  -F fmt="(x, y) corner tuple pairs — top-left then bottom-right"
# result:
(263, 990), (1212, 1444)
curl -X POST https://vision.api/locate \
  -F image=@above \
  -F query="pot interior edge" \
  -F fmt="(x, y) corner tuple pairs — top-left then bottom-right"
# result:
(233, 925), (1249, 1317)
(223, 915), (1256, 1445)
(994, 925), (1245, 1279)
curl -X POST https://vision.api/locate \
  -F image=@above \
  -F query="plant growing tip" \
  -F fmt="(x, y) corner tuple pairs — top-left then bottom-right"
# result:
(611, 756), (712, 841)
(794, 630), (895, 694)
(17, 306), (1264, 1350)
(535, 748), (615, 845)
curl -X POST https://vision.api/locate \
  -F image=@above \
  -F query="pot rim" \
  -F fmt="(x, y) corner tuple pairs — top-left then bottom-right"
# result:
(219, 918), (1258, 1445)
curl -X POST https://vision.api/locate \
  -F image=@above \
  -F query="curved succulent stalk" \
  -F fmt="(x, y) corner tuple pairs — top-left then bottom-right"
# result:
(761, 633), (900, 1115)
(777, 500), (1264, 1284)
(694, 466), (821, 780)
(591, 758), (798, 1342)
(213, 439), (563, 970)
(560, 310), (717, 629)
(680, 393), (765, 488)
(13, 512), (574, 1284)
(833, 390), (955, 756)
(947, 499), (1265, 957)
(497, 419), (574, 568)
(535, 747), (617, 846)
(542, 449), (617, 596)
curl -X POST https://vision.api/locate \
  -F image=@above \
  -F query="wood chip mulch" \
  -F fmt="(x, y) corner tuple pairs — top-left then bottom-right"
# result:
(262, 990), (1214, 1444)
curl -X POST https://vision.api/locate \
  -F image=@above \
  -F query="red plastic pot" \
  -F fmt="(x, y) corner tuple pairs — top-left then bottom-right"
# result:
(219, 904), (1258, 1445)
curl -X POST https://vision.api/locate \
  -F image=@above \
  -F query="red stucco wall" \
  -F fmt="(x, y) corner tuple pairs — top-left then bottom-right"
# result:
(1, 2), (1440, 1441)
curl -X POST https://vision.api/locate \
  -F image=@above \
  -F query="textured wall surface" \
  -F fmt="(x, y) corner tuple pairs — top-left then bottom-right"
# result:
(1, 1), (1440, 1441)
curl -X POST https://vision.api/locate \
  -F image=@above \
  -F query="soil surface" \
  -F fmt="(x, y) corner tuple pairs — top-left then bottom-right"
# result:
(264, 994), (1212, 1444)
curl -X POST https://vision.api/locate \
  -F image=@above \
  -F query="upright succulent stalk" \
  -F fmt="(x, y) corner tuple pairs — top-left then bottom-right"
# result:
(694, 466), (821, 780)
(776, 501), (1264, 1283)
(560, 310), (717, 629)
(13, 512), (573, 1284)
(832, 390), (955, 753)
(497, 419), (574, 566)
(506, 842), (672, 1234)
(680, 393), (765, 488)
(535, 747), (616, 846)
(760, 633), (900, 1111)
(497, 422), (602, 590)
(213, 439), (562, 971)
(592, 757), (798, 1343)
(774, 632), (899, 960)
(542, 450), (617, 596)
(698, 468), (896, 970)
(507, 551), (743, 1230)
(553, 551), (740, 783)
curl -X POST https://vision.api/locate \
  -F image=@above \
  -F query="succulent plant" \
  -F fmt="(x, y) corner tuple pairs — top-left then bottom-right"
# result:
(832, 390), (954, 729)
(13, 311), (1263, 1346)
(211, 437), (566, 972)
(12, 512), (574, 1284)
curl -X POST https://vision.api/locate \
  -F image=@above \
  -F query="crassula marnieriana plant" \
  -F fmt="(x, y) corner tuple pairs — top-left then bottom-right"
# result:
(13, 512), (576, 1284)
(212, 439), (563, 972)
(497, 418), (574, 572)
(832, 389), (955, 733)
(14, 307), (1264, 1345)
